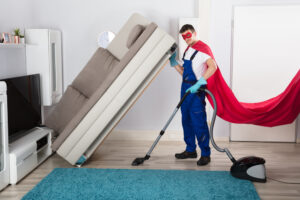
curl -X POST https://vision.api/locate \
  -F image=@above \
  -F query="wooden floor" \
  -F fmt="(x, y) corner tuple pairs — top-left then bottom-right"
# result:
(1, 133), (300, 200)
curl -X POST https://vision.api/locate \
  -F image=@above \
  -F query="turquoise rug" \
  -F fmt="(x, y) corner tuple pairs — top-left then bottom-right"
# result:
(22, 168), (260, 200)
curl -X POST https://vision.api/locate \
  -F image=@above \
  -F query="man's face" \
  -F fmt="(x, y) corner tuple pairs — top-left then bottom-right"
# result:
(181, 30), (197, 46)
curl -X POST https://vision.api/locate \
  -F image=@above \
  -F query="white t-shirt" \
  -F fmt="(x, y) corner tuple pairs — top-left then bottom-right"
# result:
(180, 48), (211, 80)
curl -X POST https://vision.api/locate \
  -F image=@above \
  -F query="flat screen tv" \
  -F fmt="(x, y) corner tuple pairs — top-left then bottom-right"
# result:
(0, 74), (42, 142)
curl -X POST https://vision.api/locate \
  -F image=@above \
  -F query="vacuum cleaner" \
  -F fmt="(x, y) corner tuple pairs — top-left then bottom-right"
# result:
(132, 88), (267, 183)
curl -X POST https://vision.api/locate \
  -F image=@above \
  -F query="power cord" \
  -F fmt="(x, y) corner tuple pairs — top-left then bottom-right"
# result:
(267, 176), (300, 184)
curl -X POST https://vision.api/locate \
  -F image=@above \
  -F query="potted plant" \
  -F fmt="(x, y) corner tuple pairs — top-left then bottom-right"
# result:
(13, 28), (25, 44)
(13, 28), (21, 44)
(19, 34), (25, 44)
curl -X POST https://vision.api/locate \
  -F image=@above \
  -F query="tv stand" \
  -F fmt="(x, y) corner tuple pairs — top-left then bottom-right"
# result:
(9, 127), (53, 184)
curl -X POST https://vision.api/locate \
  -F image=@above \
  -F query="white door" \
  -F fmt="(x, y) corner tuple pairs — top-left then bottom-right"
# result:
(231, 5), (300, 142)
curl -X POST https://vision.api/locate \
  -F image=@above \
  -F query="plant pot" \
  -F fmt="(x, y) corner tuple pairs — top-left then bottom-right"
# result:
(14, 36), (20, 44)
(20, 37), (25, 44)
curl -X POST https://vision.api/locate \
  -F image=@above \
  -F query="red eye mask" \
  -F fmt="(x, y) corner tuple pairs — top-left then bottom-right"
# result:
(181, 32), (192, 40)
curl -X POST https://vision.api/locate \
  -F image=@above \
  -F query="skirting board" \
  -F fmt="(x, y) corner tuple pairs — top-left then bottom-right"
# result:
(108, 130), (229, 142)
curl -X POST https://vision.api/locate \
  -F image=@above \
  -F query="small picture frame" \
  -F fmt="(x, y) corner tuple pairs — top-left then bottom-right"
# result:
(2, 32), (12, 43)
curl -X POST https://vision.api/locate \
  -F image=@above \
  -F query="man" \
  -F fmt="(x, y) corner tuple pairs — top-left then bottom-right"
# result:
(169, 24), (217, 166)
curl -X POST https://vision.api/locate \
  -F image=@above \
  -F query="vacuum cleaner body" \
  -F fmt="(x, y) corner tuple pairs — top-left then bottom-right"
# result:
(231, 156), (266, 183)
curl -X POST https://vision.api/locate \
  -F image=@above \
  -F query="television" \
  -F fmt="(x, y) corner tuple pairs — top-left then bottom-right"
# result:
(0, 74), (42, 142)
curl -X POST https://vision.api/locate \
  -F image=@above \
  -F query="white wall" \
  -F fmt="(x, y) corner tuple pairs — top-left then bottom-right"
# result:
(0, 0), (34, 32)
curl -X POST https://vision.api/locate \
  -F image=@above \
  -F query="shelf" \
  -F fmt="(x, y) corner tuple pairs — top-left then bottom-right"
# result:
(0, 43), (25, 48)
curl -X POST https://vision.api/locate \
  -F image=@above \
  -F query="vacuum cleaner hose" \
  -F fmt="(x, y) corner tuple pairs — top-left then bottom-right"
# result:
(200, 88), (236, 163)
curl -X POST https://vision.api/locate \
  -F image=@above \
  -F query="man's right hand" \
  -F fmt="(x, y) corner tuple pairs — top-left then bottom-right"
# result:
(169, 52), (179, 67)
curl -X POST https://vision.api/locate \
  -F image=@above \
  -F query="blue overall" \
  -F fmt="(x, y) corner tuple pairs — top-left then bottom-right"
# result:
(181, 50), (211, 157)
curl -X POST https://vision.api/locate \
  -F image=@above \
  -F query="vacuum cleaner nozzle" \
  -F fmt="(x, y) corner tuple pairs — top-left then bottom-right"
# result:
(132, 155), (150, 166)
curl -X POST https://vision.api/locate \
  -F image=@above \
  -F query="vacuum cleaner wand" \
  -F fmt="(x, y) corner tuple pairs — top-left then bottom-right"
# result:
(132, 91), (190, 166)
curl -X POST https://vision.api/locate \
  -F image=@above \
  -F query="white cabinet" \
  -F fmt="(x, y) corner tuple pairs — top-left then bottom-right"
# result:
(9, 127), (52, 184)
(25, 29), (63, 106)
(0, 82), (9, 191)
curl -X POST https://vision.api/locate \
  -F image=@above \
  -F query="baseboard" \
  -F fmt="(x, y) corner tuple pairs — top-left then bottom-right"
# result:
(213, 136), (230, 142)
(109, 130), (229, 142)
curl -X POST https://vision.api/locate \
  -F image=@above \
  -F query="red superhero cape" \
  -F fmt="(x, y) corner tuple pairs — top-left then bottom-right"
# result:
(191, 40), (300, 127)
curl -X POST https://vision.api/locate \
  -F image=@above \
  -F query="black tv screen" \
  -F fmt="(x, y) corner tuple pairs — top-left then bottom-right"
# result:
(0, 74), (42, 141)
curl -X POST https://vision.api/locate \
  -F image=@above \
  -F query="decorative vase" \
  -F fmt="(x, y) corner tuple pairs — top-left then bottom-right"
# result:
(14, 36), (20, 44)
(20, 37), (25, 44)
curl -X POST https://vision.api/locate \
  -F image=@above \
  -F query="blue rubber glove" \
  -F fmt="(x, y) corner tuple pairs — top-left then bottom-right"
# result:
(169, 52), (179, 67)
(186, 77), (207, 93)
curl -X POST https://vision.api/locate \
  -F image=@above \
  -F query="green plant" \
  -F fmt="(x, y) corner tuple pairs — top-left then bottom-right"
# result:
(13, 28), (24, 38)
(14, 28), (21, 36)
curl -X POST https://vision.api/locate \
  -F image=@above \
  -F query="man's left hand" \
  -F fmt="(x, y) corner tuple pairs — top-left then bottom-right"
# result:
(186, 77), (207, 93)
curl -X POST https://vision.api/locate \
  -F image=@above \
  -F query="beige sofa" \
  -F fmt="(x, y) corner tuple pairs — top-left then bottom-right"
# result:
(45, 13), (176, 165)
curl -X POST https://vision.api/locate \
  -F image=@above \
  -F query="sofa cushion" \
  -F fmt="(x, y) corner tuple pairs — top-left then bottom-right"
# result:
(45, 86), (87, 134)
(126, 24), (145, 48)
(71, 48), (119, 98)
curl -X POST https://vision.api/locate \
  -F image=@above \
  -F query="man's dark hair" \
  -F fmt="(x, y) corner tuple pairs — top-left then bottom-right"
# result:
(179, 24), (195, 33)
